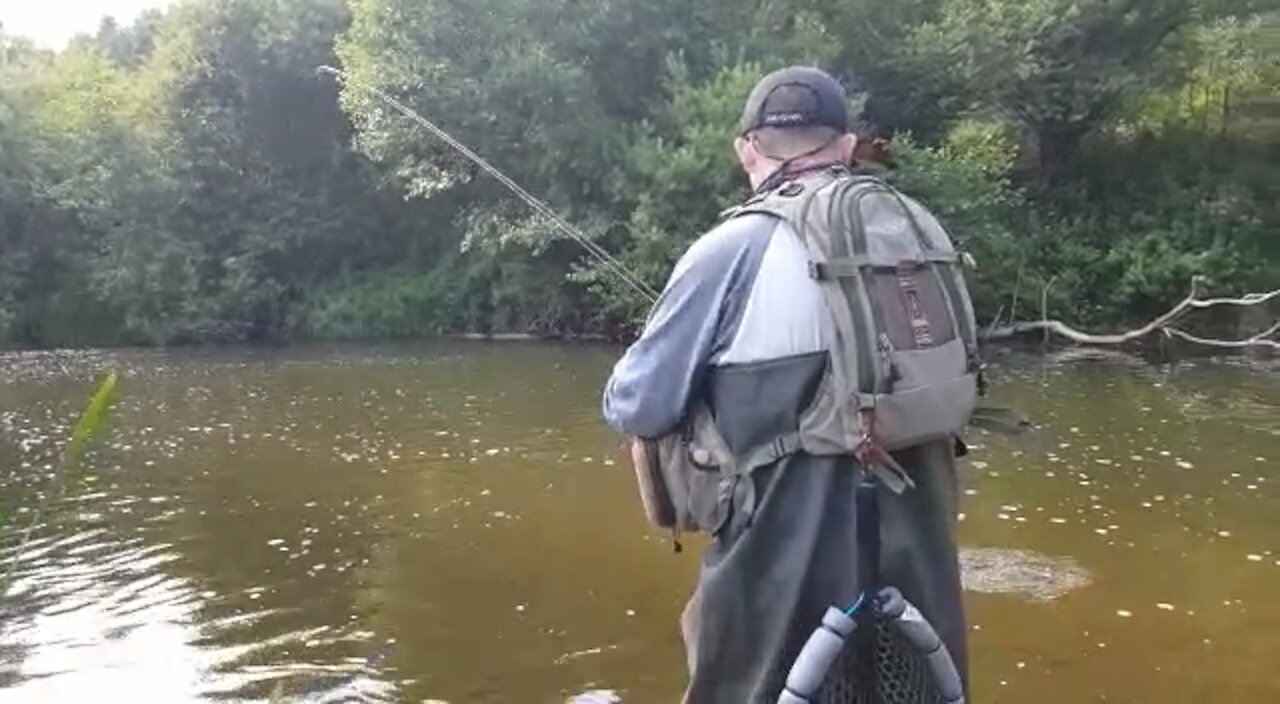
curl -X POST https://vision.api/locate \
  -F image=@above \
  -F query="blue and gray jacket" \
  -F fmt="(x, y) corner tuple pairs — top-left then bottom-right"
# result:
(603, 209), (829, 455)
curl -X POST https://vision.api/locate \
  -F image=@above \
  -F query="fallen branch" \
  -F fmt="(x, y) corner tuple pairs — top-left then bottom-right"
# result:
(1163, 321), (1280, 351)
(1191, 291), (1280, 308)
(982, 277), (1280, 351)
(984, 304), (1006, 338)
(1040, 275), (1057, 347)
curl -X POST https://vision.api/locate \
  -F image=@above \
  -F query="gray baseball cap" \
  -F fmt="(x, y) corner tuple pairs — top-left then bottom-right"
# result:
(738, 66), (850, 136)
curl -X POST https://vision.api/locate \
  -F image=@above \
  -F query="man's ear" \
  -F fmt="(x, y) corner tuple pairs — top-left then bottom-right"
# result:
(837, 133), (859, 165)
(734, 135), (757, 173)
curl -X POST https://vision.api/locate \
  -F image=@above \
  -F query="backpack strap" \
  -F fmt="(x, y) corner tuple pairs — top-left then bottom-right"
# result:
(734, 431), (803, 475)
(791, 179), (879, 445)
(731, 172), (888, 444)
(832, 177), (907, 395)
(810, 252), (961, 279)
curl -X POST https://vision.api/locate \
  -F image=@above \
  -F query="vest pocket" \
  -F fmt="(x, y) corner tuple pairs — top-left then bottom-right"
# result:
(688, 468), (731, 536)
(868, 266), (956, 351)
(872, 372), (978, 451)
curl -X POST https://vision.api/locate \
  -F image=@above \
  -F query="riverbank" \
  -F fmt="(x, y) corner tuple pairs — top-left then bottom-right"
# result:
(5, 327), (1272, 367)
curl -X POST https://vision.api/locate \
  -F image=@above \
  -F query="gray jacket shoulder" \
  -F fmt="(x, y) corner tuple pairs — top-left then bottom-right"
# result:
(671, 211), (780, 284)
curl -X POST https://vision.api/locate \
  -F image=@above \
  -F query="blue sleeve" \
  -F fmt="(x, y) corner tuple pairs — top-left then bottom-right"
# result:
(601, 214), (777, 438)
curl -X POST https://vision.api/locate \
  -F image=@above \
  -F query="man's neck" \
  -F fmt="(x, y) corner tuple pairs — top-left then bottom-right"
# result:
(753, 158), (845, 194)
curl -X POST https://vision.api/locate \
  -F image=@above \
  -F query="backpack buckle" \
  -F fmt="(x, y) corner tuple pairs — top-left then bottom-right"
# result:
(854, 406), (880, 466)
(778, 181), (805, 197)
(808, 261), (828, 280)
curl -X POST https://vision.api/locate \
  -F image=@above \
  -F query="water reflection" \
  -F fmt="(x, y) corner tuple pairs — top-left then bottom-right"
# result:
(2, 530), (210, 701)
(1, 343), (1276, 702)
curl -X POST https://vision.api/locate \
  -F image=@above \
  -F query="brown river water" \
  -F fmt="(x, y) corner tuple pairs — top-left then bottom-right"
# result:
(1, 342), (1276, 703)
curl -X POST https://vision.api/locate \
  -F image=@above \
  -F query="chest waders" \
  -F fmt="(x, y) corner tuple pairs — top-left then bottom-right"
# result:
(775, 474), (966, 704)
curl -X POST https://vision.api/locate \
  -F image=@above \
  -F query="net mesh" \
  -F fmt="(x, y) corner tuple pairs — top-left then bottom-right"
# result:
(816, 617), (941, 704)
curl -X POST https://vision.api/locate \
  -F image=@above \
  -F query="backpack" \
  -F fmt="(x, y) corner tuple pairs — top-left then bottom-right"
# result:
(634, 167), (983, 533)
(737, 167), (983, 456)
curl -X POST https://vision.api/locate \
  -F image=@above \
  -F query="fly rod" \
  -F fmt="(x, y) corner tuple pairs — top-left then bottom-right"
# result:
(315, 65), (660, 305)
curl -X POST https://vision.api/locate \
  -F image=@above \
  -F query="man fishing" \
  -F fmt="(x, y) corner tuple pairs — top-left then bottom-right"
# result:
(602, 66), (972, 702)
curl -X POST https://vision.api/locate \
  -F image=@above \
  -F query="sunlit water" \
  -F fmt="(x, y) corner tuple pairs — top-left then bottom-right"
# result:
(1, 343), (1276, 703)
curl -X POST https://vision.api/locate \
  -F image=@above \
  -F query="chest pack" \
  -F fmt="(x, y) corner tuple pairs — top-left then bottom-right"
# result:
(632, 167), (983, 533)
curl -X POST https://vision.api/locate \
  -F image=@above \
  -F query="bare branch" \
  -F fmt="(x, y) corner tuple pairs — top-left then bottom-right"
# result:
(983, 277), (1280, 351)
(1040, 275), (1057, 346)
(1190, 289), (1280, 308)
(984, 304), (1006, 338)
(1009, 264), (1024, 323)
(1163, 321), (1280, 351)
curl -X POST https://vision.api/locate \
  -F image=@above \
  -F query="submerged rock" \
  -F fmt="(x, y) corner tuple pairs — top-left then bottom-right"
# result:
(567, 690), (622, 704)
(960, 547), (1091, 602)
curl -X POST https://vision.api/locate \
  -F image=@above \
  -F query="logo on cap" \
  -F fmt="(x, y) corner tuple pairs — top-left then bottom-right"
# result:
(762, 111), (810, 126)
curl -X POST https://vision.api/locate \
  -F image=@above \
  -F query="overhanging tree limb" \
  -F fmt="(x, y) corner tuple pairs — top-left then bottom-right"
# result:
(982, 277), (1280, 350)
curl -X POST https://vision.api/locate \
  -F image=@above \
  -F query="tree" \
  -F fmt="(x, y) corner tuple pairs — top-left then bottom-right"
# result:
(0, 0), (1273, 347)
(907, 0), (1206, 180)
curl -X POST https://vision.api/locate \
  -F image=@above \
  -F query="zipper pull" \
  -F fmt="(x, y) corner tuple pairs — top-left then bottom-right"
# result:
(878, 333), (898, 389)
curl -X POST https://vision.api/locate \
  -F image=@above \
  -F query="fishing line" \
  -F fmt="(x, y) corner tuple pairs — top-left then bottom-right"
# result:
(315, 65), (660, 304)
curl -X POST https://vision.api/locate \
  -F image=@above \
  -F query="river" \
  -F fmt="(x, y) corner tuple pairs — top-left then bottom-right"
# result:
(1, 343), (1276, 703)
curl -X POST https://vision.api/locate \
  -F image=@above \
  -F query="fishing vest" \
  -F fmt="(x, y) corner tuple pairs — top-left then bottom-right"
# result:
(632, 167), (983, 534)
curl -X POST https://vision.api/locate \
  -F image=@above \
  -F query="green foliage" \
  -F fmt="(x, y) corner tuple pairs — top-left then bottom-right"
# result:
(299, 247), (589, 339)
(889, 124), (1032, 324)
(910, 0), (1197, 177)
(585, 61), (769, 321)
(66, 373), (120, 472)
(0, 0), (1274, 348)
(298, 267), (453, 339)
(2, 372), (119, 585)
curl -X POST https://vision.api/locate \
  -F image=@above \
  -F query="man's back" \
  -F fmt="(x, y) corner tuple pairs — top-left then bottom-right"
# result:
(604, 182), (967, 703)
(602, 65), (969, 703)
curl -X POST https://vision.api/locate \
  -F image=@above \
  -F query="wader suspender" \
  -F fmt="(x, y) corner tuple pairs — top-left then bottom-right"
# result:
(856, 476), (882, 694)
(856, 479), (881, 597)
